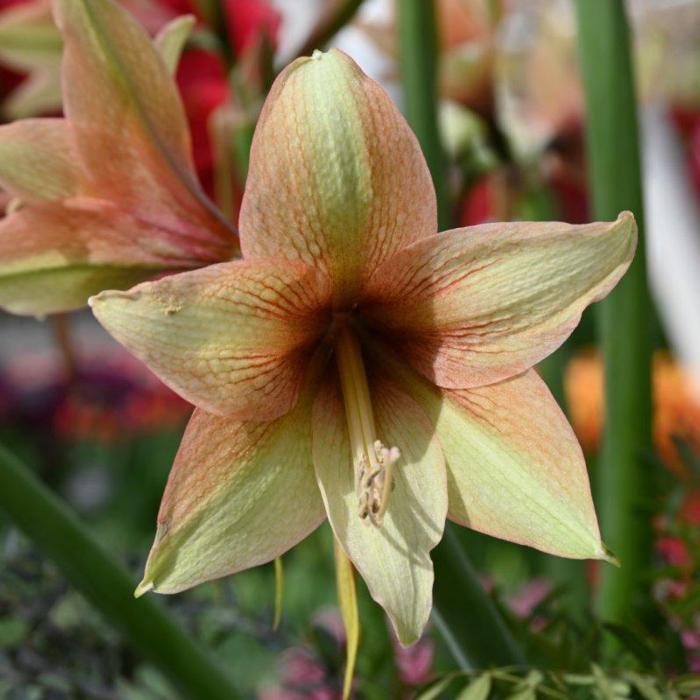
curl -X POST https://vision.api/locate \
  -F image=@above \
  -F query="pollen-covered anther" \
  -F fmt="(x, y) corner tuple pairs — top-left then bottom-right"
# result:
(357, 441), (400, 527)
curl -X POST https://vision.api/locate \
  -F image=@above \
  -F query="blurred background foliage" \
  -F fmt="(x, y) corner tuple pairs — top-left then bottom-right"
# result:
(1, 0), (700, 697)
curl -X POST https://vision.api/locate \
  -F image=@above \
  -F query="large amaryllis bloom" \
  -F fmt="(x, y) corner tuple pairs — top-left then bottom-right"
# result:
(91, 49), (636, 644)
(0, 0), (236, 317)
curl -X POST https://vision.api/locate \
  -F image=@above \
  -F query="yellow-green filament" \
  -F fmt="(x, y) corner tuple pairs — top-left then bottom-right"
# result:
(334, 325), (399, 526)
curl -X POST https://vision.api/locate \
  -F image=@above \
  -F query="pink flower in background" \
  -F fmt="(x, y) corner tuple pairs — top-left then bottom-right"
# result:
(393, 636), (434, 687)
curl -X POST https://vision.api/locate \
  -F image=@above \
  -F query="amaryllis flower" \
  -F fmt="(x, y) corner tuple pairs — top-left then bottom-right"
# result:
(91, 49), (636, 644)
(0, 0), (236, 317)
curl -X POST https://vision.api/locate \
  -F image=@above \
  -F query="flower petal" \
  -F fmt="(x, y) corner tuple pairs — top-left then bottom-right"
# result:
(52, 0), (236, 255)
(363, 212), (636, 388)
(0, 119), (79, 201)
(0, 201), (193, 317)
(90, 259), (331, 420)
(312, 372), (447, 645)
(154, 14), (196, 76)
(139, 401), (326, 595)
(240, 49), (437, 306)
(395, 362), (606, 560)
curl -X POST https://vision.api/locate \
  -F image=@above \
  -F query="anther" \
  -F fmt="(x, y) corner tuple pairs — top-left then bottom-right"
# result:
(356, 441), (400, 527)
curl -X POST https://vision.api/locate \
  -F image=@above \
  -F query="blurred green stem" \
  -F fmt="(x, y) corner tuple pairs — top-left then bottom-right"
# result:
(0, 444), (242, 700)
(574, 0), (653, 628)
(397, 0), (523, 668)
(432, 526), (525, 668)
(397, 0), (450, 229)
(294, 0), (365, 60)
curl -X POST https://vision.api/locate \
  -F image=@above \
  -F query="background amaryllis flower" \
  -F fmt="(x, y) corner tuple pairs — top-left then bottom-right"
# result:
(91, 49), (635, 645)
(0, 0), (237, 317)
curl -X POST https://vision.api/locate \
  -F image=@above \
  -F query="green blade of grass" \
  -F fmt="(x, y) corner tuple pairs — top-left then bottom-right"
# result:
(397, 0), (451, 229)
(0, 443), (242, 700)
(574, 0), (653, 628)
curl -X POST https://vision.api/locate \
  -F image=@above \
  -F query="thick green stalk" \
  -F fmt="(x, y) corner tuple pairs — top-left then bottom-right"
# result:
(397, 0), (523, 668)
(397, 0), (450, 229)
(432, 526), (525, 668)
(294, 0), (365, 60)
(0, 444), (241, 700)
(574, 1), (653, 626)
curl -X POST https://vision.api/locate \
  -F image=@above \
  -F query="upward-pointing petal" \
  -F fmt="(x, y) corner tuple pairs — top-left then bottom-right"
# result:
(52, 0), (236, 258)
(240, 49), (437, 306)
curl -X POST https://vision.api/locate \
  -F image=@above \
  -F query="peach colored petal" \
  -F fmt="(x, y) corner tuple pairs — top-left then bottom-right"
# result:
(0, 200), (199, 316)
(389, 358), (606, 560)
(0, 119), (79, 201)
(90, 258), (331, 420)
(363, 212), (636, 388)
(312, 370), (447, 645)
(139, 401), (326, 595)
(52, 0), (237, 258)
(240, 49), (437, 307)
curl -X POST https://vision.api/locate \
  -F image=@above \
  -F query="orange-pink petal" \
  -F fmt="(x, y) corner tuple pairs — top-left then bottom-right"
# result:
(392, 361), (607, 560)
(139, 403), (326, 594)
(0, 118), (79, 201)
(52, 0), (237, 260)
(90, 258), (331, 420)
(240, 49), (437, 307)
(0, 200), (194, 316)
(363, 213), (636, 388)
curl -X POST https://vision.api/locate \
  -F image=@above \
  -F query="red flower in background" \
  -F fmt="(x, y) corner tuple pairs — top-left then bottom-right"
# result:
(671, 106), (700, 201)
(169, 0), (281, 197)
(175, 49), (229, 196)
(223, 0), (280, 55)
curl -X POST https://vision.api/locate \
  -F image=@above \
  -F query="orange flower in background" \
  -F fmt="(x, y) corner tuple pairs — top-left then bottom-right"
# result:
(565, 351), (700, 469)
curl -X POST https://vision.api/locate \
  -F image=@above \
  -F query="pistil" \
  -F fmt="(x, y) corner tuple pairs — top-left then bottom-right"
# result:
(334, 324), (399, 526)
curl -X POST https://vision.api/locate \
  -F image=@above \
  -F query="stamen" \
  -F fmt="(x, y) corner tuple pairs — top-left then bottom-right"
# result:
(335, 324), (400, 527)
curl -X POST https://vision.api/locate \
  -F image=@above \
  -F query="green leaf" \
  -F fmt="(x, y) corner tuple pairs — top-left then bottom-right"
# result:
(602, 622), (657, 668)
(673, 675), (700, 695)
(625, 673), (663, 700)
(574, 0), (653, 634)
(592, 664), (630, 699)
(0, 443), (242, 699)
(416, 673), (461, 700)
(0, 618), (28, 649)
(456, 674), (492, 700)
